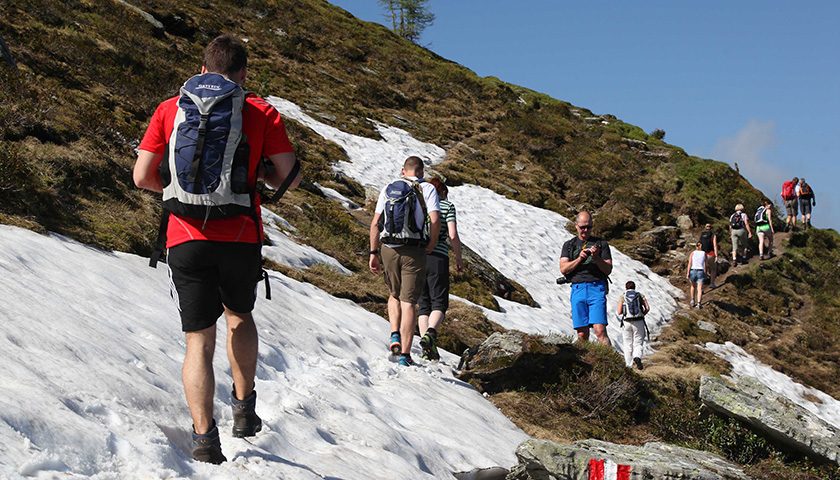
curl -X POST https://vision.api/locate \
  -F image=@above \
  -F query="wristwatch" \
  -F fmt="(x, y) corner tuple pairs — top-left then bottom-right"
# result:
(369, 249), (380, 255)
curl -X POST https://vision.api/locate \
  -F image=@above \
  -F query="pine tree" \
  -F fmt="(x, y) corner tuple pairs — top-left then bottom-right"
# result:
(378, 0), (435, 43)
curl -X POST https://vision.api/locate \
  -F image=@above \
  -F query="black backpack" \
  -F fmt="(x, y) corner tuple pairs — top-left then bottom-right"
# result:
(729, 212), (745, 229)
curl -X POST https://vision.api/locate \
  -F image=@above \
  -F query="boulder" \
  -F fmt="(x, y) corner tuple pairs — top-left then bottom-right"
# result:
(700, 376), (840, 464)
(697, 320), (718, 333)
(677, 214), (694, 231)
(507, 438), (749, 480)
(456, 332), (581, 393)
(641, 226), (681, 252)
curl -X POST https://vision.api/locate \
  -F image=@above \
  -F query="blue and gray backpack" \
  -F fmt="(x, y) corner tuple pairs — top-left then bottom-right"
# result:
(379, 179), (428, 246)
(160, 72), (252, 219)
(623, 290), (645, 319)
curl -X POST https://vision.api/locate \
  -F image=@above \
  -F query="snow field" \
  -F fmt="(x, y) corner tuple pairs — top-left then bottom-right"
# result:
(267, 97), (683, 350)
(0, 226), (526, 479)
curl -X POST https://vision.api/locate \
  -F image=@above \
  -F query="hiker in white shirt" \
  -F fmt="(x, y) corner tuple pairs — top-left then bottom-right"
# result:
(686, 241), (706, 309)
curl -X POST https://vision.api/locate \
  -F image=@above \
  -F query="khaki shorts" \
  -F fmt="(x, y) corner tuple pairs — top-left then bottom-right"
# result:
(381, 245), (426, 303)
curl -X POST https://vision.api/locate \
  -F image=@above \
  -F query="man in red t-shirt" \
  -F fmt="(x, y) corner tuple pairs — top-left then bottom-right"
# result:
(133, 35), (299, 464)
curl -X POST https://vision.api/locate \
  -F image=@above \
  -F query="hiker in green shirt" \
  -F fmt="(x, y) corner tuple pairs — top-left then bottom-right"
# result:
(755, 199), (775, 260)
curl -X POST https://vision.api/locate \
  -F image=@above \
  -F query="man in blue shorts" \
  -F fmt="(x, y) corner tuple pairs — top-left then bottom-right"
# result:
(559, 211), (613, 344)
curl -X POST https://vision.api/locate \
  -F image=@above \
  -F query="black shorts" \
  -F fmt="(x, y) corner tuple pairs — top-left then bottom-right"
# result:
(167, 241), (262, 332)
(418, 252), (450, 316)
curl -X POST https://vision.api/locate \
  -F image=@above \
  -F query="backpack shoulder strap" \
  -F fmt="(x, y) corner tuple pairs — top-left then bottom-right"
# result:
(410, 180), (428, 219)
(265, 158), (301, 204)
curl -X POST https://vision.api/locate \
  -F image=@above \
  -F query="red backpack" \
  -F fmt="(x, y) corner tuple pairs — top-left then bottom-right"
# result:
(781, 181), (795, 200)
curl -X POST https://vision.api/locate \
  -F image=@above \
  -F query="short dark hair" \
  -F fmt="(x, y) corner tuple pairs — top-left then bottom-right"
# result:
(625, 281), (636, 290)
(403, 156), (424, 172)
(427, 177), (448, 198)
(204, 35), (248, 75)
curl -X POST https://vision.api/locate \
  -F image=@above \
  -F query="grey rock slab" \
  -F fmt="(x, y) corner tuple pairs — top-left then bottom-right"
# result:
(700, 375), (840, 464)
(507, 438), (749, 480)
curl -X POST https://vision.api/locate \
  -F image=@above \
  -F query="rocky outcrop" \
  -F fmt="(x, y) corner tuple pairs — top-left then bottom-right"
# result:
(700, 376), (840, 464)
(454, 466), (509, 480)
(456, 332), (582, 393)
(461, 245), (539, 308)
(507, 439), (749, 480)
(640, 226), (681, 252)
(115, 0), (165, 35)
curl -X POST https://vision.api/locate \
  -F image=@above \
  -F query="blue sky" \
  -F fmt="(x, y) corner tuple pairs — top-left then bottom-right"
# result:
(329, 1), (839, 231)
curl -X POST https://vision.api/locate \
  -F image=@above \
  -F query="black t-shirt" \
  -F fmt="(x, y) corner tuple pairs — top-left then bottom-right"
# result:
(560, 236), (612, 283)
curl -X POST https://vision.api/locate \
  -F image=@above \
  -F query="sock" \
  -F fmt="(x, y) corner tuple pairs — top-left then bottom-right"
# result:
(426, 327), (437, 339)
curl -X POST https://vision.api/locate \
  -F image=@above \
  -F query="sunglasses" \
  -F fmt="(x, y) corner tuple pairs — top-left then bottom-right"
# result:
(576, 224), (592, 230)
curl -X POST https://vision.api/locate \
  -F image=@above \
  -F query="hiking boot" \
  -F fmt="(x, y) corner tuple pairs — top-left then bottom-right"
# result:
(231, 386), (262, 438)
(389, 332), (401, 356)
(192, 420), (226, 464)
(689, 300), (696, 308)
(419, 333), (440, 361)
(398, 354), (415, 367)
(632, 357), (644, 370)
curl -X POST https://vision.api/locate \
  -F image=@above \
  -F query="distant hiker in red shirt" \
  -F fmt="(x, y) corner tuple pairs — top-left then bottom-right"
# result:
(781, 176), (799, 232)
(133, 35), (300, 464)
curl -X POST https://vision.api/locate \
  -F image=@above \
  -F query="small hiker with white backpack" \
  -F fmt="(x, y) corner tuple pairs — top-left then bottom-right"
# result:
(755, 199), (775, 260)
(797, 178), (816, 230)
(134, 35), (300, 464)
(728, 204), (752, 266)
(369, 156), (441, 367)
(615, 281), (650, 370)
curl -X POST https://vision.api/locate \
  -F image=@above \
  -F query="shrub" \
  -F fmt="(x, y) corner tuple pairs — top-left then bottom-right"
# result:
(650, 128), (666, 140)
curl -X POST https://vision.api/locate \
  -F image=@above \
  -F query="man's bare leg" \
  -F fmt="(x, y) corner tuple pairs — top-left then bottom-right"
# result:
(184, 324), (217, 434)
(387, 296), (401, 334)
(427, 310), (445, 331)
(225, 308), (258, 401)
(592, 324), (610, 345)
(576, 327), (590, 342)
(399, 301), (417, 353)
(418, 314), (430, 335)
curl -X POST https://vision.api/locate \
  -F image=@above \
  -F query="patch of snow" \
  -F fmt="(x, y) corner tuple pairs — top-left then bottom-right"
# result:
(268, 98), (682, 351)
(0, 226), (526, 478)
(267, 97), (445, 190)
(706, 342), (840, 429)
(314, 182), (360, 210)
(261, 208), (352, 275)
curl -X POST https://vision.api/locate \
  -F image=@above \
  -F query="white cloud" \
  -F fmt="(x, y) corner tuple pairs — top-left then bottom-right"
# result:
(712, 120), (786, 192)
